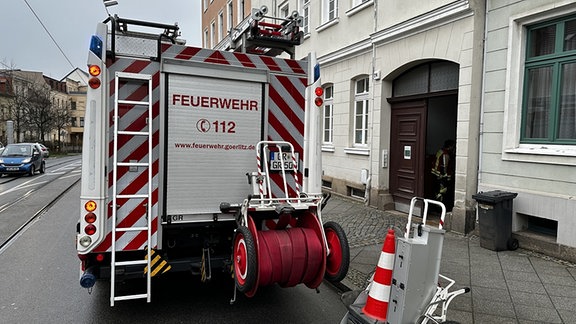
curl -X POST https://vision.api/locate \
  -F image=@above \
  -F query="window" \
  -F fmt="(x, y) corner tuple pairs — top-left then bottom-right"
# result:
(238, 0), (246, 21)
(203, 0), (208, 12)
(210, 20), (216, 48)
(71, 117), (77, 127)
(347, 0), (372, 16)
(218, 11), (224, 42)
(301, 0), (310, 35)
(227, 1), (234, 30)
(393, 62), (458, 97)
(279, 2), (289, 19)
(323, 85), (334, 144)
(354, 77), (369, 146)
(71, 101), (77, 110)
(323, 0), (337, 22)
(80, 117), (84, 127)
(203, 28), (209, 48)
(522, 16), (576, 144)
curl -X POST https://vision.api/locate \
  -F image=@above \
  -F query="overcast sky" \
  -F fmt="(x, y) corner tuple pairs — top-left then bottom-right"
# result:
(1, 0), (201, 80)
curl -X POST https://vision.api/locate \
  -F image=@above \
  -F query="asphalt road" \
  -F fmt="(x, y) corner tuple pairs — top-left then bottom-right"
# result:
(0, 157), (347, 323)
(0, 155), (82, 248)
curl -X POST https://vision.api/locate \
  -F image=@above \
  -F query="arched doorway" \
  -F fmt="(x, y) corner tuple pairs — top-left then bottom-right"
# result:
(388, 61), (459, 213)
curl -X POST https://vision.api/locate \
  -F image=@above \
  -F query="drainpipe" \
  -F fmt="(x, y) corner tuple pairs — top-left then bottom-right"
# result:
(476, 3), (489, 222)
(365, 0), (379, 206)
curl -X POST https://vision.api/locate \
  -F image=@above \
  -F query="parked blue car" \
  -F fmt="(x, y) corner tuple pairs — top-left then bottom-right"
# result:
(0, 143), (46, 176)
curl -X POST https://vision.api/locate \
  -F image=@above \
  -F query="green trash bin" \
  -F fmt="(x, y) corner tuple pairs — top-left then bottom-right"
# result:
(472, 190), (518, 251)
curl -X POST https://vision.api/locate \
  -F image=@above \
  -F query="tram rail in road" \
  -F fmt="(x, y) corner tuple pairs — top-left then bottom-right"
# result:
(0, 156), (82, 253)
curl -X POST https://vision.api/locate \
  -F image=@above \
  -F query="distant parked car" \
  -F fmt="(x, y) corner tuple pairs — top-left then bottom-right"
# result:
(36, 143), (50, 158)
(0, 143), (46, 177)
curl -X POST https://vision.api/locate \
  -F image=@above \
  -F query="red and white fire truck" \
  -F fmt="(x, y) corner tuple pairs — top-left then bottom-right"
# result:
(76, 8), (349, 306)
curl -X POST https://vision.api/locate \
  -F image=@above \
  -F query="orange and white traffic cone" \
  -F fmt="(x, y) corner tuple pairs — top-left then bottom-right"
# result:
(362, 228), (396, 322)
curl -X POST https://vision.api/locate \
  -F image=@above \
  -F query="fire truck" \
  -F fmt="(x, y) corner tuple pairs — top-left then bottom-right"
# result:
(76, 7), (350, 306)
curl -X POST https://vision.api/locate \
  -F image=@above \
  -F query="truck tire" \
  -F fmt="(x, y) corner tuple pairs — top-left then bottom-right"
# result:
(233, 226), (257, 293)
(323, 221), (350, 283)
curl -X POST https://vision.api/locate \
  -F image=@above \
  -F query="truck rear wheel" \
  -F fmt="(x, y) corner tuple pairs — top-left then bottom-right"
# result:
(233, 226), (257, 293)
(323, 221), (350, 283)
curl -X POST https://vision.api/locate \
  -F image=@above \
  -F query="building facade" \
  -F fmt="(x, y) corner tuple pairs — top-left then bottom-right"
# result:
(202, 0), (485, 234)
(481, 0), (576, 260)
(62, 68), (89, 152)
(0, 68), (87, 151)
(202, 0), (252, 49)
(202, 0), (576, 258)
(294, 0), (485, 238)
(0, 70), (50, 144)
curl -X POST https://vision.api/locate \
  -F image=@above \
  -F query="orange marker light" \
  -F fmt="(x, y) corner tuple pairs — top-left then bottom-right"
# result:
(88, 65), (101, 76)
(85, 200), (97, 212)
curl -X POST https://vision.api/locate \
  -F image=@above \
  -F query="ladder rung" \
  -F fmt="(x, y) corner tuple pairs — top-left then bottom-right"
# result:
(115, 226), (149, 232)
(117, 72), (153, 81)
(117, 162), (149, 167)
(116, 194), (149, 199)
(115, 259), (148, 266)
(117, 130), (150, 136)
(118, 99), (149, 106)
(114, 294), (149, 301)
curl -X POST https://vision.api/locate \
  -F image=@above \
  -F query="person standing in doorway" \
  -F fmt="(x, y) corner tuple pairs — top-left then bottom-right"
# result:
(431, 139), (455, 207)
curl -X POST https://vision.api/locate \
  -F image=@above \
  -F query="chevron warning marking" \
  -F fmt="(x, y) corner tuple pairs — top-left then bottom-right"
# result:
(144, 249), (171, 276)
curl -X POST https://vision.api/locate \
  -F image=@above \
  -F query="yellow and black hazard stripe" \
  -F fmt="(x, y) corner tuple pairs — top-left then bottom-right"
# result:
(144, 248), (172, 277)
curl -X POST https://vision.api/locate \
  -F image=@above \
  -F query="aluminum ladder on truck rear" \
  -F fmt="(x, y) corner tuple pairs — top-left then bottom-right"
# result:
(110, 72), (154, 306)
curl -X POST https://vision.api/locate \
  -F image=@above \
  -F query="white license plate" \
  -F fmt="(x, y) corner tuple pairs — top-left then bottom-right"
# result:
(6, 167), (19, 171)
(269, 152), (299, 171)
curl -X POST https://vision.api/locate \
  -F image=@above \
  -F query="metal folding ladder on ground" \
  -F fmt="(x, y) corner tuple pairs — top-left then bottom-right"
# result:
(110, 72), (153, 306)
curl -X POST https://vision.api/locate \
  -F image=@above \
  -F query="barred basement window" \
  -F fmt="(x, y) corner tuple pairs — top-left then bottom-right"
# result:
(348, 186), (364, 199)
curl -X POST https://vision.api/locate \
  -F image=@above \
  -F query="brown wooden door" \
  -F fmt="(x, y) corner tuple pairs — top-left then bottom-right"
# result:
(390, 101), (426, 208)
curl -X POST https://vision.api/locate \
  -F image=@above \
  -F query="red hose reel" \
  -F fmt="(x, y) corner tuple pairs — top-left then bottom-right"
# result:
(233, 210), (349, 297)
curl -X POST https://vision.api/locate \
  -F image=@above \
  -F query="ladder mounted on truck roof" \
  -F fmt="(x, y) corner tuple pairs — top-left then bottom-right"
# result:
(230, 6), (304, 59)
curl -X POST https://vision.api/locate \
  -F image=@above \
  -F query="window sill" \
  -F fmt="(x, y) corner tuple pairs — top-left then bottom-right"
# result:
(344, 147), (369, 156)
(316, 18), (339, 33)
(322, 144), (335, 152)
(503, 144), (576, 166)
(346, 0), (374, 17)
